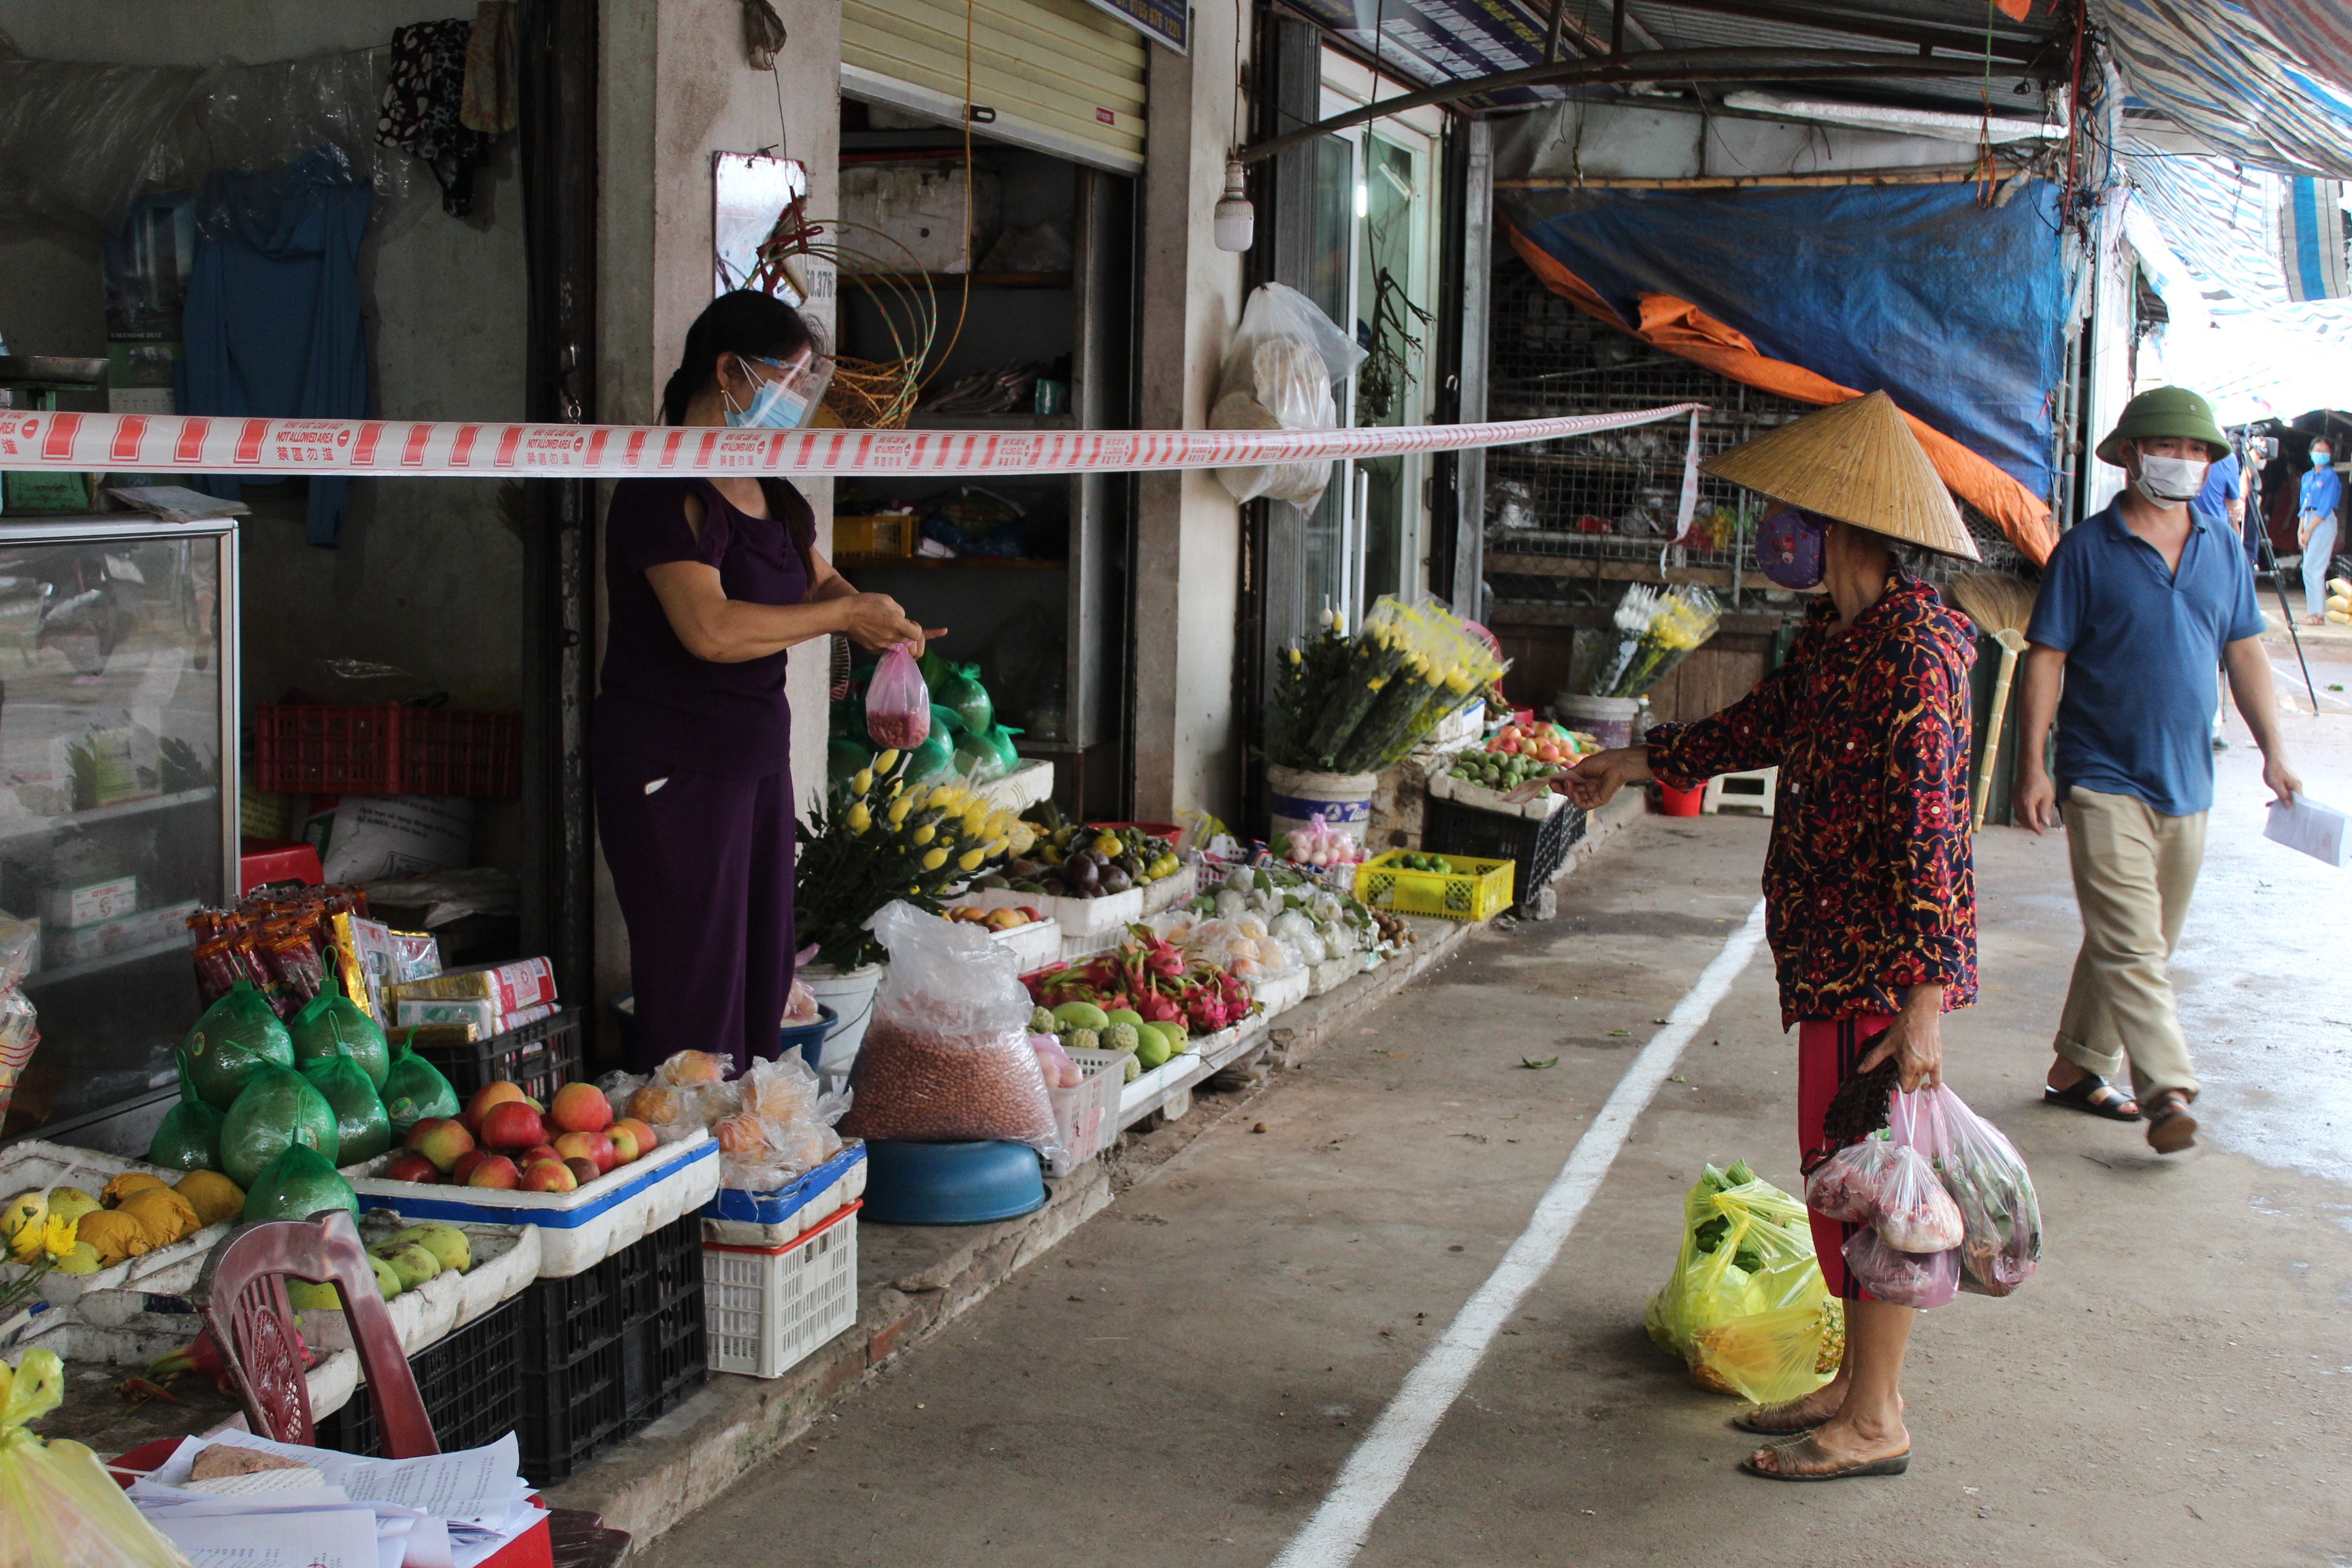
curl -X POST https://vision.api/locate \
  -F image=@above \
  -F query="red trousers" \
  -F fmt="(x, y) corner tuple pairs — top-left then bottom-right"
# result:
(1797, 1015), (1893, 1302)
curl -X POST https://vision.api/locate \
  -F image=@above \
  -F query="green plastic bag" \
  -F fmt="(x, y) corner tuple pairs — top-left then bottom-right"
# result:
(219, 1065), (341, 1189)
(828, 736), (872, 788)
(903, 726), (956, 782)
(183, 979), (295, 1111)
(240, 1142), (359, 1224)
(1643, 1161), (1835, 1405)
(304, 1052), (391, 1165)
(143, 1048), (225, 1173)
(938, 662), (993, 736)
(380, 1040), (460, 1134)
(289, 976), (391, 1089)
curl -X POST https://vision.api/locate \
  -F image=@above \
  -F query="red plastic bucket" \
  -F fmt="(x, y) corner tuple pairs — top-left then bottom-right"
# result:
(1656, 781), (1704, 817)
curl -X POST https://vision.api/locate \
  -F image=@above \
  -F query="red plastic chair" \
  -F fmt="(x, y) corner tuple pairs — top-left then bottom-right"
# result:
(195, 1209), (437, 1456)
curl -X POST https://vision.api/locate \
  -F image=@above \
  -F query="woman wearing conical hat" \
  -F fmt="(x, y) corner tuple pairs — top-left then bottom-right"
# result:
(1564, 391), (1980, 1482)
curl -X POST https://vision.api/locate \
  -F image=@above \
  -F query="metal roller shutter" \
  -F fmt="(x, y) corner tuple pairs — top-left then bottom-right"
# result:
(842, 0), (1147, 175)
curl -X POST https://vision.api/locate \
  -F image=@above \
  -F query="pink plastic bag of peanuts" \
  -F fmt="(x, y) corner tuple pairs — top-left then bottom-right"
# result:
(864, 642), (930, 751)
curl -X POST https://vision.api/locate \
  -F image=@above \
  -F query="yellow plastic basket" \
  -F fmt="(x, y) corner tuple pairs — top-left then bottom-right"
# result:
(834, 514), (916, 558)
(1353, 851), (1516, 922)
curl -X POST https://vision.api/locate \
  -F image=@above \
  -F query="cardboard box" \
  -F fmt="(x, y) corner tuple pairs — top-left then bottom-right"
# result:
(42, 876), (137, 930)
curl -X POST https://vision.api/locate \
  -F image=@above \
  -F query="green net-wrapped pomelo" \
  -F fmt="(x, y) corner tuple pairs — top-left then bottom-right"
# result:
(289, 977), (390, 1089)
(240, 1143), (359, 1224)
(904, 727), (955, 781)
(939, 663), (993, 736)
(144, 1047), (225, 1173)
(985, 723), (1024, 777)
(828, 736), (872, 788)
(220, 1065), (340, 1189)
(304, 1053), (391, 1165)
(184, 980), (295, 1111)
(380, 1041), (460, 1135)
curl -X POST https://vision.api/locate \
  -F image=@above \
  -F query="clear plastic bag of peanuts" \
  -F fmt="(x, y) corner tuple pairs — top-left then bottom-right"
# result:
(837, 901), (1064, 1157)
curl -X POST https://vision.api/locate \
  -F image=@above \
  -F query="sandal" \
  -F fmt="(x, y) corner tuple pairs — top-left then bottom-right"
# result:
(1733, 1400), (1833, 1436)
(2043, 1073), (2141, 1122)
(1740, 1432), (1910, 1482)
(2145, 1090), (2198, 1154)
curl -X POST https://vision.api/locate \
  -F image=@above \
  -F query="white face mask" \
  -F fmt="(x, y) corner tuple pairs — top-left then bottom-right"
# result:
(2134, 453), (2209, 504)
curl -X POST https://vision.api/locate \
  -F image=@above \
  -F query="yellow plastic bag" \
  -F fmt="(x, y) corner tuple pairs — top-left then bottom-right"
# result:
(0, 1349), (194, 1568)
(1644, 1162), (1840, 1404)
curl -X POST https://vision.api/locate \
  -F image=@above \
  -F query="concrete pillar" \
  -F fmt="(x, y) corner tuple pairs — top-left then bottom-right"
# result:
(1131, 3), (1247, 824)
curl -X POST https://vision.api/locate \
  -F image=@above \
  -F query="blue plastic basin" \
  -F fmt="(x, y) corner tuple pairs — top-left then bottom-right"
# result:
(862, 1139), (1046, 1225)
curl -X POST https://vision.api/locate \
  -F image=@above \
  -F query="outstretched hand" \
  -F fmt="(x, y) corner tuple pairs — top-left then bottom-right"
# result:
(1561, 746), (1654, 811)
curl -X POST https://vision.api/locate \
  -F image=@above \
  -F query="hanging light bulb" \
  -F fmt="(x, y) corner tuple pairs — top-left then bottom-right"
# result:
(1213, 157), (1255, 252)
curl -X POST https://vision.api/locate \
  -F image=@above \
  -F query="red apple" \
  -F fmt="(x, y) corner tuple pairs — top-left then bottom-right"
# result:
(467, 1081), (528, 1119)
(383, 1152), (442, 1184)
(521, 1144), (561, 1168)
(549, 1081), (612, 1135)
(449, 1149), (493, 1184)
(553, 1130), (617, 1174)
(564, 1156), (601, 1187)
(466, 1155), (521, 1189)
(608, 1117), (657, 1162)
(604, 1125), (642, 1165)
(404, 1116), (448, 1149)
(412, 1119), (475, 1174)
(480, 1101), (546, 1152)
(520, 1158), (576, 1193)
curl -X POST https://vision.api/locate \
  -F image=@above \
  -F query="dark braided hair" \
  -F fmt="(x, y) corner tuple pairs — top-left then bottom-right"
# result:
(659, 290), (819, 426)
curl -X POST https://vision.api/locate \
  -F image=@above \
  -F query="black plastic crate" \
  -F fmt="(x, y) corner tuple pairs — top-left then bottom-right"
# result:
(407, 1007), (583, 1105)
(314, 1294), (524, 1458)
(512, 1214), (708, 1486)
(1424, 796), (1588, 915)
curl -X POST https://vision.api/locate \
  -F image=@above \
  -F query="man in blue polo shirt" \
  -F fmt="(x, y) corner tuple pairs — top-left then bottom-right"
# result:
(2014, 387), (2301, 1156)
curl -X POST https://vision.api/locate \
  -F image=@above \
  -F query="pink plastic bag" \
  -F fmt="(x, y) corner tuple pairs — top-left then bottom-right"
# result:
(1842, 1229), (1960, 1309)
(866, 642), (930, 750)
(1868, 1142), (1963, 1253)
(1803, 1137), (1896, 1224)
(1893, 1085), (2042, 1296)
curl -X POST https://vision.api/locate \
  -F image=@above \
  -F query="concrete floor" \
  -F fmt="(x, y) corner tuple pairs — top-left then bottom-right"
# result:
(642, 698), (2352, 1568)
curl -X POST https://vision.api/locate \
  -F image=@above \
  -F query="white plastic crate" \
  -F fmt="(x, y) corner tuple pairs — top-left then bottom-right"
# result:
(1048, 1048), (1127, 1176)
(702, 1203), (861, 1379)
(988, 915), (1062, 974)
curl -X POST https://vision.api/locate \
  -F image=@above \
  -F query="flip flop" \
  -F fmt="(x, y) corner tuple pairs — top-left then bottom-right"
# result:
(2042, 1074), (2141, 1122)
(2145, 1091), (2198, 1154)
(1733, 1403), (1831, 1436)
(1740, 1433), (1911, 1482)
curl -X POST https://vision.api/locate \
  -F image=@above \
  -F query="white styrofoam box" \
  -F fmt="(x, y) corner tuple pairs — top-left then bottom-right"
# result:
(702, 1141), (868, 1247)
(298, 1219), (540, 1358)
(1046, 1048), (1126, 1176)
(977, 759), (1054, 813)
(1426, 768), (1566, 821)
(1429, 700), (1486, 751)
(14, 1309), (362, 1420)
(1136, 862), (1200, 917)
(702, 1204), (860, 1379)
(344, 1128), (719, 1278)
(1308, 955), (1358, 996)
(988, 915), (1062, 975)
(1253, 966), (1311, 1019)
(0, 1141), (238, 1309)
(974, 883), (1143, 938)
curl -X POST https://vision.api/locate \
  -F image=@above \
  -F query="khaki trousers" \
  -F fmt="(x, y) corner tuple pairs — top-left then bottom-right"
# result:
(2053, 786), (2207, 1100)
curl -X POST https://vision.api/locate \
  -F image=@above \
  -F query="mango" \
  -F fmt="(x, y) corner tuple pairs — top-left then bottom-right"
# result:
(390, 1224), (471, 1275)
(287, 1279), (343, 1311)
(1102, 1008), (1145, 1029)
(372, 1241), (441, 1293)
(370, 1255), (402, 1300)
(1051, 1001), (1110, 1032)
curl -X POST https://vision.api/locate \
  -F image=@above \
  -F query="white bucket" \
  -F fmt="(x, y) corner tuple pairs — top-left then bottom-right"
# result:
(798, 962), (884, 1073)
(1266, 764), (1379, 848)
(1554, 693), (1642, 751)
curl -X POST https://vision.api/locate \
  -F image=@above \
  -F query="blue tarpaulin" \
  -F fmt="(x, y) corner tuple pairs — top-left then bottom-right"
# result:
(1505, 180), (2070, 496)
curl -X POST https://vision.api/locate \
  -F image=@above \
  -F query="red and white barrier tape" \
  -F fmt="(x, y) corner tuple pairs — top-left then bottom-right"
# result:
(0, 404), (1705, 480)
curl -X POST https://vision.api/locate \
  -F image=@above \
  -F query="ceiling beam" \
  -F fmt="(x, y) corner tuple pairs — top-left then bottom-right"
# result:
(1238, 46), (2061, 164)
(1631, 0), (2052, 65)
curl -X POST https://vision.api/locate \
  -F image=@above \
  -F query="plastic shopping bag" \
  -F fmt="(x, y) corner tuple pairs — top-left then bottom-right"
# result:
(1208, 282), (1366, 510)
(1644, 1162), (1838, 1403)
(1842, 1228), (1961, 1310)
(838, 901), (1063, 1155)
(1895, 1085), (2042, 1296)
(0, 1350), (195, 1567)
(864, 642), (931, 751)
(1803, 1134), (1898, 1224)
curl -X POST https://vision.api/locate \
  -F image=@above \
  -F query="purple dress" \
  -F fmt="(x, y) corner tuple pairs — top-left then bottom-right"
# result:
(592, 476), (813, 1073)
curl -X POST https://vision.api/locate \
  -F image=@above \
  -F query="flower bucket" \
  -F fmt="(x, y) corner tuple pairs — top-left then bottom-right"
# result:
(798, 962), (884, 1073)
(1265, 764), (1378, 847)
(1556, 694), (1641, 751)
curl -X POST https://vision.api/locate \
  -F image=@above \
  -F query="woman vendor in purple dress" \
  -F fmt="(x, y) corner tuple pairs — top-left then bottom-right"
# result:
(592, 291), (939, 1072)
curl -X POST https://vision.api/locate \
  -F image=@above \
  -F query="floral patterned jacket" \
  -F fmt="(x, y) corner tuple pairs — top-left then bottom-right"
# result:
(1647, 570), (1978, 1027)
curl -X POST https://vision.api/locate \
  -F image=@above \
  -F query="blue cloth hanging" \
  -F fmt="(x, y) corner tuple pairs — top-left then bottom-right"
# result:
(178, 146), (373, 546)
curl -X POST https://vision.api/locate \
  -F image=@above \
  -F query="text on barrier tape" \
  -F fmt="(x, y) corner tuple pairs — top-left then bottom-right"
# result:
(0, 405), (1707, 480)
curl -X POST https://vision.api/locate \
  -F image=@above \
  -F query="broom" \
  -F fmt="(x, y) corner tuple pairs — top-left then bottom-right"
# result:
(1947, 573), (2036, 832)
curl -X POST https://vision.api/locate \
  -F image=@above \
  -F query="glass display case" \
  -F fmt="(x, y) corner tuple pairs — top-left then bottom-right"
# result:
(0, 514), (238, 1152)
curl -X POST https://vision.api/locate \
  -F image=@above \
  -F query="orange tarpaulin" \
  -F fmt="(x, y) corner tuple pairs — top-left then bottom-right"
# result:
(1505, 221), (2057, 565)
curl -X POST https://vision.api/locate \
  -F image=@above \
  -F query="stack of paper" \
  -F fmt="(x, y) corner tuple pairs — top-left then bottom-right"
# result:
(129, 1432), (545, 1568)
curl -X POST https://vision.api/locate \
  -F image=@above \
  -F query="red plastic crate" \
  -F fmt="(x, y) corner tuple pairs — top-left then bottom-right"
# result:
(255, 703), (522, 797)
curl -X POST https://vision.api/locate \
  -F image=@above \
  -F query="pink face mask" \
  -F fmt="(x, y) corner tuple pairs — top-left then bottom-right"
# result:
(1757, 504), (1829, 589)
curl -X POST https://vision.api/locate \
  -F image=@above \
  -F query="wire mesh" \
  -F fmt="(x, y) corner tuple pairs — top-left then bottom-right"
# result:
(1483, 255), (2026, 606)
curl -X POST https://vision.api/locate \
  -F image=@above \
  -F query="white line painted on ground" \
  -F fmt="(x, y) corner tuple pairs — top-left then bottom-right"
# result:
(2267, 657), (2352, 714)
(1270, 899), (1771, 1568)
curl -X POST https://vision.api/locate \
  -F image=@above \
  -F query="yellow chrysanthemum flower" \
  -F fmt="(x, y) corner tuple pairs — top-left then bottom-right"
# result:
(921, 847), (949, 870)
(912, 824), (936, 845)
(851, 768), (873, 795)
(847, 802), (872, 833)
(958, 848), (985, 871)
(874, 749), (900, 774)
(889, 796), (915, 826)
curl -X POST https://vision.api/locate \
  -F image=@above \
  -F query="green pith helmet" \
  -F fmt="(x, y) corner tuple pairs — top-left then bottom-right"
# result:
(2096, 386), (2230, 466)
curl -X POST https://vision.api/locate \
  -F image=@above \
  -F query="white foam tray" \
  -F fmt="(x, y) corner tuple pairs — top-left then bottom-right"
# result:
(299, 1218), (541, 1358)
(1254, 967), (1311, 1019)
(701, 1155), (872, 1248)
(987, 915), (1062, 974)
(977, 759), (1054, 813)
(1137, 861), (1200, 916)
(1308, 954), (1359, 996)
(0, 1140), (238, 1309)
(973, 883), (1143, 938)
(13, 1309), (363, 1420)
(1427, 768), (1566, 820)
